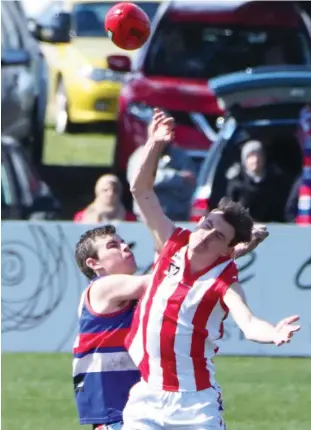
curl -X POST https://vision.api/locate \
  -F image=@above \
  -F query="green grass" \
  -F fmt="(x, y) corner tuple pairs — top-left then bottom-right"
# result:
(43, 128), (115, 166)
(2, 354), (310, 430)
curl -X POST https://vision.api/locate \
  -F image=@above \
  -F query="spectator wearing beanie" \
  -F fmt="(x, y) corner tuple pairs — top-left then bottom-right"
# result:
(226, 140), (288, 222)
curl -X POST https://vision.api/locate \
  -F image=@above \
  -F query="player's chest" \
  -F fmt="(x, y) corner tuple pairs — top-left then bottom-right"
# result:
(156, 253), (217, 309)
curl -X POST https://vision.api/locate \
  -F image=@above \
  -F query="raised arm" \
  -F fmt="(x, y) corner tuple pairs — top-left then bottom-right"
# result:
(223, 283), (300, 345)
(89, 274), (151, 313)
(130, 109), (176, 251)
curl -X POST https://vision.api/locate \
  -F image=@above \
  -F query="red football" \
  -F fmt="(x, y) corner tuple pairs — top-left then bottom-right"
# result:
(105, 2), (151, 50)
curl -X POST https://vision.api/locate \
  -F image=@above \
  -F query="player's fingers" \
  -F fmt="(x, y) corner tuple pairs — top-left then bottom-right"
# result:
(253, 229), (269, 240)
(254, 223), (267, 230)
(289, 324), (301, 333)
(153, 115), (166, 130)
(283, 315), (300, 325)
(153, 112), (165, 125)
(162, 117), (174, 126)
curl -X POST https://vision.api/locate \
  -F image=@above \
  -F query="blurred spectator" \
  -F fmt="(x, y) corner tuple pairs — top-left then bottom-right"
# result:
(226, 140), (288, 222)
(74, 174), (136, 223)
(127, 143), (196, 221)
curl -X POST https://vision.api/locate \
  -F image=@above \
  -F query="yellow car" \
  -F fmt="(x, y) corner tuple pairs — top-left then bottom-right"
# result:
(34, 0), (162, 133)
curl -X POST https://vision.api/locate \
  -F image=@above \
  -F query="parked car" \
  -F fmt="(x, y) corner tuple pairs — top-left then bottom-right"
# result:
(1, 0), (48, 165)
(189, 66), (311, 221)
(109, 0), (311, 175)
(1, 136), (61, 220)
(29, 0), (162, 134)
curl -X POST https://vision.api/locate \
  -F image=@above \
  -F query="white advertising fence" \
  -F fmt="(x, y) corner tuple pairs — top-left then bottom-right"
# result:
(1, 221), (311, 356)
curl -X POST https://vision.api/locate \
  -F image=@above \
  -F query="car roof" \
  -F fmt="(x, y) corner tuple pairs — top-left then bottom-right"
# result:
(166, 0), (300, 27)
(169, 0), (249, 13)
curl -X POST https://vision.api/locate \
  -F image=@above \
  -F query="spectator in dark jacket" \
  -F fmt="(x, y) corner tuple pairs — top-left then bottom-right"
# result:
(227, 140), (289, 222)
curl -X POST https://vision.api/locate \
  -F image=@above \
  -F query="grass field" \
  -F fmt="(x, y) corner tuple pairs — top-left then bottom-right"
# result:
(43, 128), (115, 166)
(2, 354), (310, 430)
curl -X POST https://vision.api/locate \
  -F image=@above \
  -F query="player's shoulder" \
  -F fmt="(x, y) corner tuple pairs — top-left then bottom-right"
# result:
(217, 257), (238, 285)
(156, 228), (190, 264)
(169, 227), (191, 243)
(163, 227), (191, 255)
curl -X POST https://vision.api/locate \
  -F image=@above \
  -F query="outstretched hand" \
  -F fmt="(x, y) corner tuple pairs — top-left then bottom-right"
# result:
(148, 108), (175, 144)
(232, 224), (269, 259)
(273, 315), (301, 346)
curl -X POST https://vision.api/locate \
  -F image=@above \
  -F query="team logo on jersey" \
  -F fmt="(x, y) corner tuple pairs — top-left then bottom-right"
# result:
(167, 262), (180, 277)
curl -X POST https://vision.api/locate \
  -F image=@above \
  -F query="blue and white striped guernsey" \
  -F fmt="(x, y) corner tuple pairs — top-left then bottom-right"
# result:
(73, 278), (140, 425)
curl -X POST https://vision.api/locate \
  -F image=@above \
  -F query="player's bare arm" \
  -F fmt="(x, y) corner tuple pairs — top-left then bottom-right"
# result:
(130, 109), (176, 251)
(224, 283), (300, 345)
(89, 275), (151, 314)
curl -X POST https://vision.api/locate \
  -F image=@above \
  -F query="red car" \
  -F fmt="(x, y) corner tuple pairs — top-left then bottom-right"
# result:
(109, 0), (311, 175)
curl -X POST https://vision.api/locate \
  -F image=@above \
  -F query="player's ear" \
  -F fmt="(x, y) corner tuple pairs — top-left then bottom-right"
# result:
(86, 257), (101, 272)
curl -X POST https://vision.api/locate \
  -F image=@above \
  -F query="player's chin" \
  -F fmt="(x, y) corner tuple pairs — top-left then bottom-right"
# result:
(125, 258), (138, 274)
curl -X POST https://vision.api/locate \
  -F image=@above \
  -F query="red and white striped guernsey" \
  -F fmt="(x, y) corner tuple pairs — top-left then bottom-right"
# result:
(125, 228), (238, 392)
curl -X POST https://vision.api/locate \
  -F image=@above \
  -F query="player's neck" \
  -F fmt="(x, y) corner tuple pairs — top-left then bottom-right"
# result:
(187, 249), (219, 275)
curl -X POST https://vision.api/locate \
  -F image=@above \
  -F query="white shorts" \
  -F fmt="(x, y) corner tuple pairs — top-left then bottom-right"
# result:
(122, 380), (226, 430)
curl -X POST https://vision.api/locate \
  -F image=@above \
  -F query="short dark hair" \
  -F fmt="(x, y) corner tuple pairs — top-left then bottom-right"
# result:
(216, 197), (253, 246)
(75, 225), (116, 280)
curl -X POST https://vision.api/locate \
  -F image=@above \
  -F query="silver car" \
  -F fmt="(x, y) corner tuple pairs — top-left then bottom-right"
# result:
(1, 0), (48, 165)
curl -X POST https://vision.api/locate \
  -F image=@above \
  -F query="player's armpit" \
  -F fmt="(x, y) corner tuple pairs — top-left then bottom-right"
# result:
(132, 189), (175, 251)
(223, 283), (301, 345)
(91, 275), (151, 305)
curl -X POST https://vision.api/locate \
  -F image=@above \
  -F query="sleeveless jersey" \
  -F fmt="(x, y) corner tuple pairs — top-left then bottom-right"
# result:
(73, 279), (140, 425)
(126, 228), (238, 392)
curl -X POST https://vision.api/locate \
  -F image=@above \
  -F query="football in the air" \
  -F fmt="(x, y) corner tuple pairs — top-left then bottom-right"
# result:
(105, 2), (151, 50)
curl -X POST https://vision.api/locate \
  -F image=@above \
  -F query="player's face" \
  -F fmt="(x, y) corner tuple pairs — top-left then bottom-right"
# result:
(88, 234), (137, 276)
(189, 211), (235, 258)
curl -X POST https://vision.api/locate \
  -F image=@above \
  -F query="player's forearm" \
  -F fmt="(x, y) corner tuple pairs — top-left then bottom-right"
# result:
(244, 316), (277, 344)
(130, 138), (164, 195)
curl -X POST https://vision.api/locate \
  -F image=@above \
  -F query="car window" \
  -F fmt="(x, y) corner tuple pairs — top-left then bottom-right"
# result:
(1, 1), (23, 49)
(9, 148), (39, 206)
(72, 1), (159, 37)
(145, 22), (311, 79)
(37, 2), (64, 26)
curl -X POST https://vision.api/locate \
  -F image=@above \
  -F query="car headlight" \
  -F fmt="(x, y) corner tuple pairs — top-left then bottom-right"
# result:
(127, 103), (154, 122)
(79, 66), (124, 82)
(127, 103), (170, 123)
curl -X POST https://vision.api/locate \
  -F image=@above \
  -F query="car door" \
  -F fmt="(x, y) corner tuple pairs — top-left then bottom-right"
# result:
(1, 1), (35, 140)
(191, 66), (311, 217)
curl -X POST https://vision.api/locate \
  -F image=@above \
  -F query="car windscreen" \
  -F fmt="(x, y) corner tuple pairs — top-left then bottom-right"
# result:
(144, 23), (311, 79)
(72, 1), (159, 37)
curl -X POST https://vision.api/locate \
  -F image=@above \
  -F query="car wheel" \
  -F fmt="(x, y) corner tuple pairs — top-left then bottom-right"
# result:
(55, 80), (74, 134)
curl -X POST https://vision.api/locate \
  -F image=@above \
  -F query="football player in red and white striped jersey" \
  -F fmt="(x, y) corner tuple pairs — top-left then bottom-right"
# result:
(122, 109), (301, 430)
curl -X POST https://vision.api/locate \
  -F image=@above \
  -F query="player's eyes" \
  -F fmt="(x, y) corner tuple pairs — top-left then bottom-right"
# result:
(107, 242), (118, 248)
